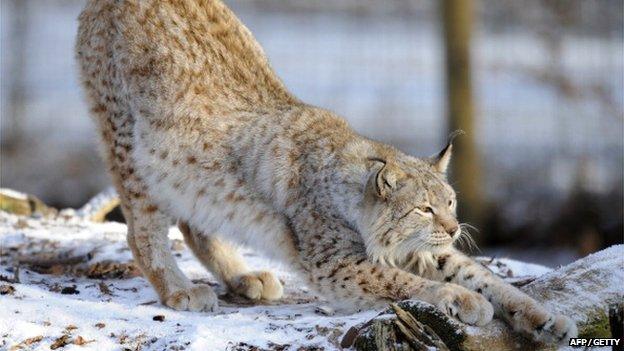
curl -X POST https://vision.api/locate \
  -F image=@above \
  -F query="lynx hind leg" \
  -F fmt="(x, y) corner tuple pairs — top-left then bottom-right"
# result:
(178, 222), (283, 301)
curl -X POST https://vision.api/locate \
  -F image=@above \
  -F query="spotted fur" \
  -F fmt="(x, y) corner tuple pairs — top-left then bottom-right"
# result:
(76, 0), (575, 344)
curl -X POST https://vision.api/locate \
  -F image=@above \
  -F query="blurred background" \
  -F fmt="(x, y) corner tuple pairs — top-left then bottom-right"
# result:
(1, 0), (622, 266)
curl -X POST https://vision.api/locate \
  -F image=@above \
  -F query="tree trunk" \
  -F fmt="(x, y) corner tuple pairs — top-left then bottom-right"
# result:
(344, 246), (623, 350)
(441, 0), (484, 233)
(1, 0), (28, 153)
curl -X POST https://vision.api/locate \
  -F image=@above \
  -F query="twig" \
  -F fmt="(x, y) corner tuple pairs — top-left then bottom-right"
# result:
(98, 281), (113, 295)
(17, 251), (93, 268)
(394, 319), (430, 351)
(510, 276), (536, 287)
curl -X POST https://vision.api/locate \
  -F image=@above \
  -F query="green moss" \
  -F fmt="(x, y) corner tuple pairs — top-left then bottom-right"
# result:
(0, 193), (56, 217)
(0, 194), (31, 215)
(579, 310), (611, 338)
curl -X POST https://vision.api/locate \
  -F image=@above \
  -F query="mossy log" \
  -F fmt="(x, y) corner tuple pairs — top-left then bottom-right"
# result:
(344, 246), (623, 351)
(0, 189), (56, 217)
(76, 187), (120, 222)
(0, 187), (120, 222)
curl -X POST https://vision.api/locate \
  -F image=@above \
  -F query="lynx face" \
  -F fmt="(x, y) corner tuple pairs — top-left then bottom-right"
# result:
(358, 139), (461, 265)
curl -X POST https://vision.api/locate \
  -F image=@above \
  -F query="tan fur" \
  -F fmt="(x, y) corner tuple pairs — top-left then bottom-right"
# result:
(76, 0), (575, 344)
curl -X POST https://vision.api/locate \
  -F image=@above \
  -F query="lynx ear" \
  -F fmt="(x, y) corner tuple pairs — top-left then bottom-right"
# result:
(368, 158), (404, 199)
(432, 130), (464, 174)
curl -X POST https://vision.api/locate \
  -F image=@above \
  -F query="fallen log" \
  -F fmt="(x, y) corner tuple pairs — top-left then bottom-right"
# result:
(0, 187), (120, 222)
(0, 188), (56, 217)
(75, 186), (120, 222)
(344, 245), (623, 350)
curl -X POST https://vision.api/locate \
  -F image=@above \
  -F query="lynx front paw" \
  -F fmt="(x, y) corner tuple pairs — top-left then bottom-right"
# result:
(513, 306), (578, 344)
(230, 271), (283, 300)
(548, 315), (578, 343)
(432, 284), (494, 326)
(539, 314), (578, 344)
(165, 284), (219, 312)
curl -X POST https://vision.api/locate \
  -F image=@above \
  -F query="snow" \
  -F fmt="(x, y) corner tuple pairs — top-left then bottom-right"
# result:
(0, 211), (619, 350)
(0, 188), (28, 201)
(476, 256), (552, 277)
(497, 258), (552, 277)
(523, 244), (624, 323)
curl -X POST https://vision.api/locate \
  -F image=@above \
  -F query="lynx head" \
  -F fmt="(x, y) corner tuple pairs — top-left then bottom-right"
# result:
(358, 133), (468, 266)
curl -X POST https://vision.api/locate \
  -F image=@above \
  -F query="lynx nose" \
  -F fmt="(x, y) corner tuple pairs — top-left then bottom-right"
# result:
(439, 217), (459, 237)
(446, 225), (459, 237)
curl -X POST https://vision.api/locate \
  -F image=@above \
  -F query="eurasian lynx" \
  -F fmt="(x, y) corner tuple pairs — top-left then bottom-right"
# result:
(76, 0), (576, 344)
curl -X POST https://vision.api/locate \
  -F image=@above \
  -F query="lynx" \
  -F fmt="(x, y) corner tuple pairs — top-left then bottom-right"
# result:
(76, 0), (576, 344)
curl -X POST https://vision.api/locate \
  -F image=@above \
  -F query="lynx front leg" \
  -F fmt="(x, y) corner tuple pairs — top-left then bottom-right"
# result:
(123, 203), (218, 312)
(178, 222), (283, 300)
(306, 251), (492, 325)
(426, 249), (577, 343)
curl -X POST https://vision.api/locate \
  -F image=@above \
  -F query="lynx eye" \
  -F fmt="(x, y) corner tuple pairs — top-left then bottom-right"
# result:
(448, 200), (453, 207)
(418, 206), (434, 214)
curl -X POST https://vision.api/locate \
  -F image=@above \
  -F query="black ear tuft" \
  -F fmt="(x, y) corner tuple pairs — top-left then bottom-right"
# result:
(432, 130), (464, 173)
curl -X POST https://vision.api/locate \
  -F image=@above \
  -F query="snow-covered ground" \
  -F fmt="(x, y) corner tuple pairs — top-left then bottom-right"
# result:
(0, 212), (377, 350)
(0, 211), (614, 350)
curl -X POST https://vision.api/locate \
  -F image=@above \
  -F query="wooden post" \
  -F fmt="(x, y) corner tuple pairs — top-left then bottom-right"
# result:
(441, 0), (484, 234)
(1, 0), (28, 152)
(609, 303), (623, 351)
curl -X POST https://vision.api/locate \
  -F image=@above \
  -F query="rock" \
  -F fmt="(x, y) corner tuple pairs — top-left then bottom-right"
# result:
(0, 284), (16, 295)
(153, 315), (165, 322)
(60, 285), (80, 295)
(50, 335), (72, 350)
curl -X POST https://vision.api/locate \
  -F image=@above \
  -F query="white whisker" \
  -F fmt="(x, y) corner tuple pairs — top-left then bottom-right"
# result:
(458, 223), (480, 253)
